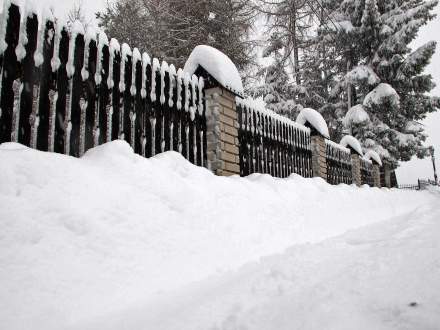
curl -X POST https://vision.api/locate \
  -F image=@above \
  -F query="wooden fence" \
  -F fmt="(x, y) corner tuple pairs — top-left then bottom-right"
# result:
(237, 101), (313, 178)
(325, 140), (353, 185)
(0, 3), (206, 165)
(0, 1), (395, 188)
(360, 158), (374, 186)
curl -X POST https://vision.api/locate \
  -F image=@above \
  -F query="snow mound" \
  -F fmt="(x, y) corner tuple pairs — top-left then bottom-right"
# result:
(364, 150), (382, 166)
(343, 104), (370, 127)
(364, 83), (400, 107)
(296, 108), (329, 138)
(184, 45), (243, 95)
(0, 141), (436, 330)
(340, 135), (363, 156)
(346, 65), (380, 86)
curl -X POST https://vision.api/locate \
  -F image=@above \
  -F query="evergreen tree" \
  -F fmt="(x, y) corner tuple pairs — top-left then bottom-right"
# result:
(302, 0), (439, 165)
(96, 0), (256, 70)
(253, 33), (304, 119)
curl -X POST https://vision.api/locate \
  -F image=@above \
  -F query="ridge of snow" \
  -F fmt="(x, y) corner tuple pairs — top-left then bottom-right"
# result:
(364, 150), (382, 166)
(0, 141), (437, 330)
(340, 135), (364, 156)
(296, 108), (329, 138)
(184, 45), (243, 95)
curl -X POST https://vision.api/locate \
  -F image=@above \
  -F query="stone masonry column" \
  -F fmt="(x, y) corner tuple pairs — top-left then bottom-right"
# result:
(311, 134), (327, 181)
(372, 164), (381, 188)
(351, 154), (362, 187)
(205, 86), (240, 176)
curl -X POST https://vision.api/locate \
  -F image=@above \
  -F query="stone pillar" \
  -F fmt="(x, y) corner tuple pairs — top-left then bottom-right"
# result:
(384, 164), (391, 188)
(311, 135), (327, 181)
(372, 164), (381, 188)
(205, 87), (240, 176)
(351, 154), (362, 186)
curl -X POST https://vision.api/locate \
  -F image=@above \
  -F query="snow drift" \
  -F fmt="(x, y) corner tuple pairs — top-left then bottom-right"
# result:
(0, 141), (438, 330)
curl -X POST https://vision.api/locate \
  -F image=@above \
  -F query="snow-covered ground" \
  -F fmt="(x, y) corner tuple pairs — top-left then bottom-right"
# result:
(0, 141), (439, 330)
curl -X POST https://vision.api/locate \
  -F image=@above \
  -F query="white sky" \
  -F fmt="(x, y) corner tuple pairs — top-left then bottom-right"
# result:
(1, 0), (439, 184)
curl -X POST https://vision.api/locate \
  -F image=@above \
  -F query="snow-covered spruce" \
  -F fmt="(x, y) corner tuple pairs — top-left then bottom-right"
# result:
(343, 104), (370, 128)
(340, 135), (363, 156)
(346, 65), (380, 86)
(363, 83), (400, 108)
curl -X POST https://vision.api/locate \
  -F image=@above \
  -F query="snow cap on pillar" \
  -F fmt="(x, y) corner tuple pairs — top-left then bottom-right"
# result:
(340, 135), (363, 156)
(296, 108), (330, 139)
(183, 45), (244, 96)
(364, 150), (382, 166)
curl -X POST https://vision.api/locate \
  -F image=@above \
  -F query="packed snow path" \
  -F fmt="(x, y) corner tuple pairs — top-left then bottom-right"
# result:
(0, 141), (438, 330)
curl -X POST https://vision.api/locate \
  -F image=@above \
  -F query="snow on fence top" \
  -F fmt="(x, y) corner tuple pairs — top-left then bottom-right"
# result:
(325, 139), (350, 154)
(343, 104), (370, 127)
(364, 150), (382, 166)
(236, 97), (310, 133)
(340, 135), (363, 156)
(184, 45), (244, 96)
(296, 108), (330, 139)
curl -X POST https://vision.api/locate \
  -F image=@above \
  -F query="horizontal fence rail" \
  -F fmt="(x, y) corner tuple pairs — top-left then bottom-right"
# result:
(325, 140), (353, 185)
(0, 3), (206, 166)
(236, 100), (313, 178)
(360, 158), (374, 186)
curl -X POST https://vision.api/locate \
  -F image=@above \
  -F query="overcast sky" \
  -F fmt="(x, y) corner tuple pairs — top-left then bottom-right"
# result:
(2, 0), (439, 184)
